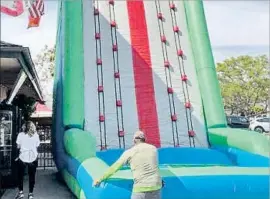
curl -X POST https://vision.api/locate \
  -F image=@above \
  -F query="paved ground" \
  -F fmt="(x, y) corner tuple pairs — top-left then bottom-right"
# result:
(2, 169), (75, 199)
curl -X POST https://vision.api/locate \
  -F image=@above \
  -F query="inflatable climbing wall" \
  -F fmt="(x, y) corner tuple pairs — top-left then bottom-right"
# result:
(83, 0), (208, 149)
(53, 0), (270, 198)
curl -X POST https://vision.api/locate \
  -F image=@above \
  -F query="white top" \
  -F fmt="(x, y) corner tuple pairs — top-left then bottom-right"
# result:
(16, 132), (40, 163)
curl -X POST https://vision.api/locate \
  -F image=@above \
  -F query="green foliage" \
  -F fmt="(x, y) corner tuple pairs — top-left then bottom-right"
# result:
(35, 45), (56, 78)
(216, 55), (270, 115)
(34, 45), (56, 105)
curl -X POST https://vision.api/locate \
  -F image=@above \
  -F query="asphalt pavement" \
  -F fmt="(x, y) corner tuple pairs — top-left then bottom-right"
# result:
(2, 169), (75, 199)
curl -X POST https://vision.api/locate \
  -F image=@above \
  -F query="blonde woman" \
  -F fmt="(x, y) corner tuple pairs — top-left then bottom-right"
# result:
(15, 121), (40, 199)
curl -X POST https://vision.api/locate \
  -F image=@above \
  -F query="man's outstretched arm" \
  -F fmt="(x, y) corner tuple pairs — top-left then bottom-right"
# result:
(93, 151), (130, 186)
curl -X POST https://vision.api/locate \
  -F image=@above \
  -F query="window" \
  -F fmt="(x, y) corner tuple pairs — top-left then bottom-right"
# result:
(257, 118), (270, 123)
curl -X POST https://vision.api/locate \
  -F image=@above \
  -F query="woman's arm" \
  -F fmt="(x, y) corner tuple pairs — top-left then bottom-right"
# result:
(16, 133), (21, 149)
(36, 133), (41, 148)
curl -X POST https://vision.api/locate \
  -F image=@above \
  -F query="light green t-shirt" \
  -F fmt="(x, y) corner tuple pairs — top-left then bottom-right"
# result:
(100, 143), (162, 193)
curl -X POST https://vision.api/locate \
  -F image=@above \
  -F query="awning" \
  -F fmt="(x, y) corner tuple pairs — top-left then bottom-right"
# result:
(0, 41), (43, 103)
(31, 103), (52, 118)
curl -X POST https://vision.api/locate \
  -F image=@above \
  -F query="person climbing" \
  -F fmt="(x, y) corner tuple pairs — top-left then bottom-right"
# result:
(93, 130), (162, 199)
(15, 121), (40, 199)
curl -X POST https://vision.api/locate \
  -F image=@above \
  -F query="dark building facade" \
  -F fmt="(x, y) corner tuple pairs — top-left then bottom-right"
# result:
(0, 41), (43, 193)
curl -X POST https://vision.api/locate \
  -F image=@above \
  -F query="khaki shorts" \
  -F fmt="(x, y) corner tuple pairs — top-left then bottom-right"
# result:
(131, 190), (161, 199)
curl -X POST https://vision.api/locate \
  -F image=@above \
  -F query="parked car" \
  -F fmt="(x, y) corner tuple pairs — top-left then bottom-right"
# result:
(226, 116), (250, 129)
(249, 117), (270, 133)
(247, 113), (270, 122)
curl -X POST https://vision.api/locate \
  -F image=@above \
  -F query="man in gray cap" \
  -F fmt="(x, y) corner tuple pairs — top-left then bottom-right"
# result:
(93, 130), (162, 199)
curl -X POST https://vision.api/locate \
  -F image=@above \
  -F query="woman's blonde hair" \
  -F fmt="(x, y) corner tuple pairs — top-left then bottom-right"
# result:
(23, 121), (36, 137)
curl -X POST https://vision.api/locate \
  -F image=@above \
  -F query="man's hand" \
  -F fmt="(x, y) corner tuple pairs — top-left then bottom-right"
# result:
(92, 179), (101, 187)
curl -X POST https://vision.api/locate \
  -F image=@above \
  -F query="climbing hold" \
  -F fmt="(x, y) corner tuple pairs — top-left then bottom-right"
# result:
(96, 58), (102, 65)
(110, 21), (117, 27)
(185, 101), (191, 109)
(171, 114), (177, 121)
(157, 13), (163, 20)
(114, 72), (120, 78)
(181, 74), (188, 81)
(98, 86), (104, 92)
(109, 0), (114, 5)
(177, 49), (184, 57)
(164, 61), (170, 68)
(175, 144), (180, 147)
(161, 35), (167, 43)
(167, 87), (173, 94)
(188, 130), (195, 137)
(170, 3), (176, 10)
(112, 44), (118, 51)
(94, 8), (99, 15)
(173, 26), (179, 33)
(119, 131), (125, 137)
(116, 100), (122, 107)
(95, 33), (101, 39)
(101, 145), (107, 150)
(99, 115), (105, 122)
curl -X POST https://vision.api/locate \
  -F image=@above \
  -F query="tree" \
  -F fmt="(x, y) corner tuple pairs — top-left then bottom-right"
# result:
(216, 55), (270, 116)
(34, 45), (56, 108)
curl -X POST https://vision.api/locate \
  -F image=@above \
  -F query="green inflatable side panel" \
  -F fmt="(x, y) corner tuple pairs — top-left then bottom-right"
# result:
(80, 191), (86, 199)
(209, 128), (270, 157)
(64, 128), (96, 163)
(80, 158), (109, 180)
(208, 133), (228, 146)
(63, 0), (84, 128)
(184, 0), (227, 128)
(62, 169), (85, 199)
(183, 0), (270, 158)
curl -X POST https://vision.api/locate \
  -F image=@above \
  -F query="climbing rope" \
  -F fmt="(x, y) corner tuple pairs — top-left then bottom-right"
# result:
(108, 0), (126, 149)
(155, 0), (180, 147)
(93, 0), (107, 150)
(168, 0), (196, 147)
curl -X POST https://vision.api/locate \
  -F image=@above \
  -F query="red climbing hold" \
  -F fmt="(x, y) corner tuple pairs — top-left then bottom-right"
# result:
(167, 87), (173, 94)
(97, 58), (102, 65)
(98, 86), (104, 92)
(101, 145), (107, 150)
(170, 3), (176, 10)
(164, 61), (170, 68)
(171, 114), (177, 121)
(99, 115), (105, 122)
(181, 74), (188, 81)
(177, 49), (184, 57)
(116, 100), (122, 107)
(114, 72), (120, 78)
(161, 35), (167, 43)
(188, 130), (195, 137)
(110, 21), (117, 27)
(157, 13), (163, 20)
(119, 131), (125, 137)
(109, 0), (114, 5)
(94, 8), (99, 15)
(173, 26), (179, 33)
(112, 44), (118, 51)
(185, 101), (191, 109)
(95, 33), (100, 39)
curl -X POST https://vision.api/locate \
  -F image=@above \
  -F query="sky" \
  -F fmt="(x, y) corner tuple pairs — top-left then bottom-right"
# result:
(1, 0), (269, 63)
